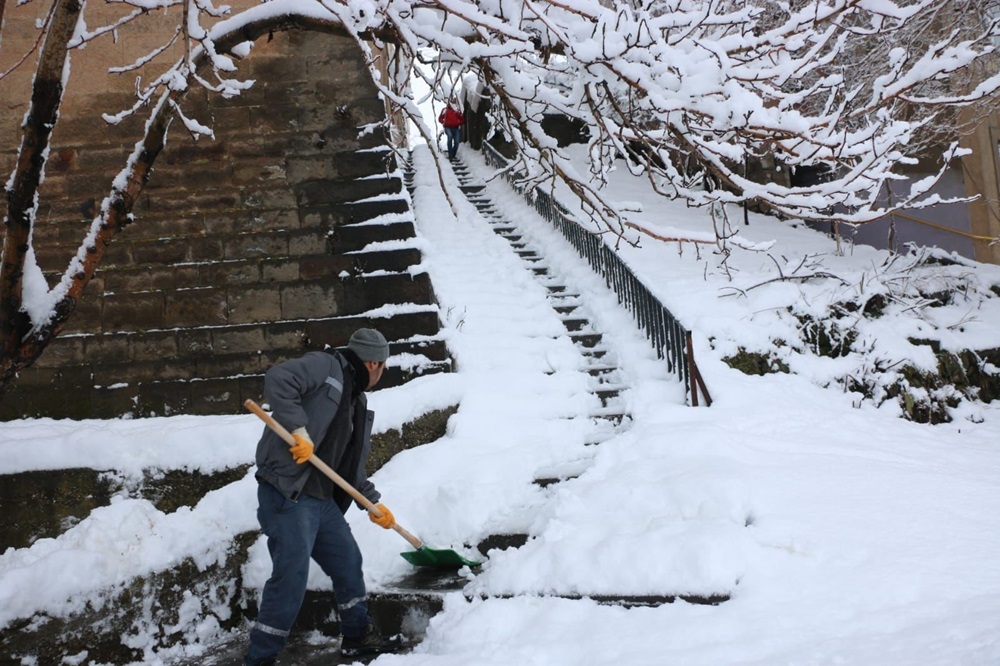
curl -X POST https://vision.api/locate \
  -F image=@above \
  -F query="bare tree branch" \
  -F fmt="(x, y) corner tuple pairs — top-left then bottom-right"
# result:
(1, 0), (84, 385)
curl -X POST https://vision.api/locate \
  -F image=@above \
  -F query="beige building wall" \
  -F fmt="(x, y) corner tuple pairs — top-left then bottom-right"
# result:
(963, 110), (1000, 264)
(0, 3), (399, 183)
(1, 0), (259, 225)
(1, 1), (237, 143)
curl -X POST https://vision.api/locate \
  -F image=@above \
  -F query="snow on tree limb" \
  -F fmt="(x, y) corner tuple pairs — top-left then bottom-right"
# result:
(2, 0), (999, 396)
(1, 0), (85, 389)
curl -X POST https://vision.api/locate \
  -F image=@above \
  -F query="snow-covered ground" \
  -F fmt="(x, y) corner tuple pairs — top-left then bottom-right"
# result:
(2, 142), (1000, 665)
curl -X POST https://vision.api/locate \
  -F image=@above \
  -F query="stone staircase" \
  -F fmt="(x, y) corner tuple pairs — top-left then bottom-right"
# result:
(446, 157), (634, 432)
(0, 150), (726, 665)
(183, 153), (727, 664)
(179, 154), (722, 662)
(1, 30), (449, 419)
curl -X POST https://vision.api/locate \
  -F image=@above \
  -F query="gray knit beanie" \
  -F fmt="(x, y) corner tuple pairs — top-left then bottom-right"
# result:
(348, 328), (389, 362)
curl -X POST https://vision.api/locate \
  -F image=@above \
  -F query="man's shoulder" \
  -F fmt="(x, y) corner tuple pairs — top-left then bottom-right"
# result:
(304, 349), (334, 359)
(294, 350), (333, 368)
(271, 350), (343, 378)
(310, 350), (352, 376)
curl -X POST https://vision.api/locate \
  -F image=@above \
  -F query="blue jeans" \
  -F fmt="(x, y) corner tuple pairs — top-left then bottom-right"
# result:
(244, 483), (369, 665)
(445, 126), (461, 157)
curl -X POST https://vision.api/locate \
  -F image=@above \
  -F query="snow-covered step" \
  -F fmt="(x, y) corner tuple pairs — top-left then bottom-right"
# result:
(582, 360), (620, 371)
(559, 316), (590, 331)
(532, 457), (596, 488)
(451, 159), (636, 412)
(569, 331), (603, 348)
(580, 344), (612, 357)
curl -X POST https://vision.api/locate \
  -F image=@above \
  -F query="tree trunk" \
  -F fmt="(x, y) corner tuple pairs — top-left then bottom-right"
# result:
(0, 0), (85, 396)
(0, 13), (364, 403)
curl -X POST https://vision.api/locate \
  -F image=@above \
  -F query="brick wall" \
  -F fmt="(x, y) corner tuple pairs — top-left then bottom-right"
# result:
(0, 20), (447, 419)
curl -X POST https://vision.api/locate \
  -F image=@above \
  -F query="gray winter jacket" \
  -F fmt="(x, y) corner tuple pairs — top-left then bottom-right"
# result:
(254, 350), (379, 507)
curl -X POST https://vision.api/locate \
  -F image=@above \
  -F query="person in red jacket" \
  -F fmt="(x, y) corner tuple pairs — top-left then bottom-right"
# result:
(438, 98), (465, 159)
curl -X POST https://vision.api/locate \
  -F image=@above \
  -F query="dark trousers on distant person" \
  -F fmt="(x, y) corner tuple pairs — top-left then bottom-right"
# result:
(244, 482), (370, 665)
(444, 126), (461, 159)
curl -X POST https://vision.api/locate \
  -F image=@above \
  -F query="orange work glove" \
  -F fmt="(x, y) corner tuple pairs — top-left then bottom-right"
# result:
(369, 503), (395, 529)
(289, 427), (315, 464)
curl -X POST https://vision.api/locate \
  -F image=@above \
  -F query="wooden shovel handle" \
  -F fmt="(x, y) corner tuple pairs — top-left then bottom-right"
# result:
(244, 399), (423, 549)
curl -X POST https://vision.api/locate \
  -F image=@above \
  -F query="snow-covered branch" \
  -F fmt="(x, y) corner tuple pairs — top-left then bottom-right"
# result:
(76, 0), (999, 232)
(3, 0), (999, 396)
(412, 0), (997, 226)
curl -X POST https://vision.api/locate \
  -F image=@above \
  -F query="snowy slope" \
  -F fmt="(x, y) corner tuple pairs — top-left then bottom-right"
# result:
(1, 144), (999, 665)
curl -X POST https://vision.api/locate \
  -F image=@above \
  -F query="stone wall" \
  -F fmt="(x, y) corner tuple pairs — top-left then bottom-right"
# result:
(0, 404), (458, 664)
(0, 17), (448, 419)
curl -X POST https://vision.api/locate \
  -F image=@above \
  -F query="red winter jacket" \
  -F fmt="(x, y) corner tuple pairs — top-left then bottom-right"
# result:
(439, 106), (465, 129)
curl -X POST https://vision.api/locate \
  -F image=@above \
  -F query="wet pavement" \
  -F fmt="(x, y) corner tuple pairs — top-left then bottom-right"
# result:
(190, 629), (415, 665)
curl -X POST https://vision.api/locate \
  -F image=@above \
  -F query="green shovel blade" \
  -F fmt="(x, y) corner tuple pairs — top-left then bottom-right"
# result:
(400, 546), (482, 568)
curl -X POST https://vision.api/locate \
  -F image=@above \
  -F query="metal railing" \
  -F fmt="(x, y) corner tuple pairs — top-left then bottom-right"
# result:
(481, 144), (711, 406)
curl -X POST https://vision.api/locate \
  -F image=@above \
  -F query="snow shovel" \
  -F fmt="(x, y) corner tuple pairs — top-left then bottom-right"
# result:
(244, 399), (481, 569)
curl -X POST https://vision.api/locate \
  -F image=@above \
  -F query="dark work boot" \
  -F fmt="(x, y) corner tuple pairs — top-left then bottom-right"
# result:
(341, 619), (403, 658)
